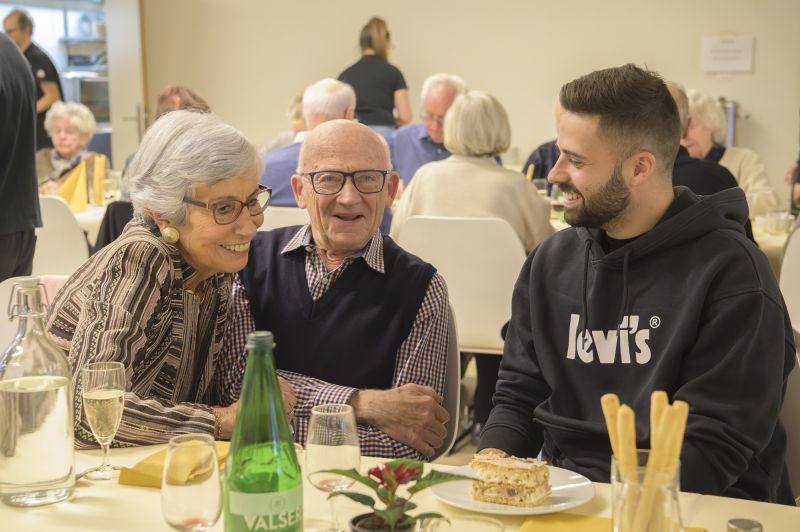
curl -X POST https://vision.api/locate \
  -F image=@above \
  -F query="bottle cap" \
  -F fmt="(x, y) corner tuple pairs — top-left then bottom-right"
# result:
(16, 277), (40, 289)
(727, 518), (763, 531)
(246, 331), (275, 350)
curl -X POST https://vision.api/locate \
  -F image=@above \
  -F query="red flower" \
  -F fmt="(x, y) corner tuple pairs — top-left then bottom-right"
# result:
(393, 463), (421, 485)
(368, 464), (391, 486)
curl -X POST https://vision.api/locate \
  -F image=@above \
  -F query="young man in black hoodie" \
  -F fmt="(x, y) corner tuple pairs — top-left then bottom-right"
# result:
(478, 64), (795, 504)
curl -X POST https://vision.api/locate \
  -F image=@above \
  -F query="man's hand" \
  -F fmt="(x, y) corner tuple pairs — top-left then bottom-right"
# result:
(279, 376), (296, 425)
(350, 383), (449, 457)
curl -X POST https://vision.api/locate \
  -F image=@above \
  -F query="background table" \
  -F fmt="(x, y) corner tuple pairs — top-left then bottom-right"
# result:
(74, 205), (106, 247)
(1, 446), (798, 531)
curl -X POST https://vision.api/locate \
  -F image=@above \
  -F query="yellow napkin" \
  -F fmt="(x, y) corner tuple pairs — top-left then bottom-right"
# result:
(56, 160), (88, 213)
(91, 154), (107, 206)
(520, 514), (705, 531)
(118, 440), (229, 488)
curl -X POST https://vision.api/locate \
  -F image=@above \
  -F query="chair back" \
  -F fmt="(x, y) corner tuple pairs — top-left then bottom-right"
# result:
(431, 303), (461, 461)
(259, 206), (310, 231)
(397, 216), (526, 354)
(780, 227), (800, 333)
(32, 196), (89, 276)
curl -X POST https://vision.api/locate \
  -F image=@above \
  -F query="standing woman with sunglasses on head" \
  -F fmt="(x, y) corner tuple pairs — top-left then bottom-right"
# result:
(47, 110), (295, 448)
(338, 17), (411, 141)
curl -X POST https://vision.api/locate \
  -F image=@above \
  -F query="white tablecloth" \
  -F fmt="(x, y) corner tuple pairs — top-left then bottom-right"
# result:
(1, 446), (797, 531)
(73, 205), (106, 247)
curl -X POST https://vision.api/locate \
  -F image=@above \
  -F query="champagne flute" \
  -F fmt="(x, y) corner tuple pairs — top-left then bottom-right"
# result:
(306, 404), (360, 532)
(80, 361), (125, 480)
(161, 434), (222, 532)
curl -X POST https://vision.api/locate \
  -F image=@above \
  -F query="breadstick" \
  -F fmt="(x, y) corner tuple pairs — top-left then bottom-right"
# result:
(632, 404), (681, 531)
(650, 390), (668, 441)
(601, 393), (621, 459)
(664, 400), (689, 477)
(617, 404), (637, 481)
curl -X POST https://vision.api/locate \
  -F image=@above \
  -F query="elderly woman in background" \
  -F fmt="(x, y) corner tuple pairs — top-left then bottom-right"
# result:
(389, 90), (553, 441)
(339, 17), (411, 140)
(36, 101), (108, 193)
(390, 90), (553, 252)
(47, 110), (292, 447)
(682, 89), (778, 216)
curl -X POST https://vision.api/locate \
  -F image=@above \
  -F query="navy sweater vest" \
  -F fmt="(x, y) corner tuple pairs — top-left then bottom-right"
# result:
(240, 227), (436, 390)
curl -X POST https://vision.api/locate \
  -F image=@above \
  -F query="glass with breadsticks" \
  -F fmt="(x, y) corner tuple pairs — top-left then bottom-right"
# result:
(602, 391), (688, 532)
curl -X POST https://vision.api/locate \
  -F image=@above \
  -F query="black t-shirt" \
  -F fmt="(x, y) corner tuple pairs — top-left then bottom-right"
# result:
(0, 34), (42, 234)
(338, 55), (407, 127)
(24, 42), (62, 150)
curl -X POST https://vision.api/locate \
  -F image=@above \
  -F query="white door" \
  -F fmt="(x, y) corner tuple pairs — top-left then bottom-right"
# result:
(105, 0), (146, 170)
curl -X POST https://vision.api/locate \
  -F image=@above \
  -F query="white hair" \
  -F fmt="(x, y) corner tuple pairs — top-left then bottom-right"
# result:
(44, 101), (96, 138)
(127, 110), (262, 226)
(687, 89), (728, 144)
(420, 73), (467, 101)
(302, 78), (356, 120)
(444, 90), (511, 157)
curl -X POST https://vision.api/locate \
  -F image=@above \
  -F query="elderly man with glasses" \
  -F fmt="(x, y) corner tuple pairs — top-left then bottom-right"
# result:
(226, 119), (451, 460)
(389, 73), (467, 187)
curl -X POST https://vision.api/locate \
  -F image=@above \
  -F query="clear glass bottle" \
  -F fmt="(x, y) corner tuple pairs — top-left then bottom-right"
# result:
(0, 277), (75, 506)
(224, 331), (302, 532)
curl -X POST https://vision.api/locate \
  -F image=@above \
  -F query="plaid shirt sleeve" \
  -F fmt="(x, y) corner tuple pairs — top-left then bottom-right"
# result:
(214, 276), (254, 406)
(285, 272), (450, 461)
(225, 273), (449, 461)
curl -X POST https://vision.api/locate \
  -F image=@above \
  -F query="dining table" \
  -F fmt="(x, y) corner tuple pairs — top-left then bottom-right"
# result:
(73, 204), (107, 247)
(1, 445), (798, 531)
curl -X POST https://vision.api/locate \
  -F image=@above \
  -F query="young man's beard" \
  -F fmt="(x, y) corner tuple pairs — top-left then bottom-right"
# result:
(562, 161), (630, 228)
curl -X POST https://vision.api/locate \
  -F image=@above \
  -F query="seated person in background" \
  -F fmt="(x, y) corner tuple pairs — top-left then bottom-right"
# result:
(390, 89), (553, 441)
(683, 89), (778, 216)
(479, 64), (795, 504)
(389, 73), (467, 186)
(521, 139), (559, 184)
(36, 101), (108, 194)
(47, 110), (293, 447)
(390, 90), (553, 252)
(261, 78), (355, 207)
(228, 120), (450, 460)
(667, 83), (754, 241)
(262, 93), (305, 154)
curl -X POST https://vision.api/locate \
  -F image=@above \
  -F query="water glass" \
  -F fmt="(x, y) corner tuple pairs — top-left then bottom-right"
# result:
(611, 450), (683, 532)
(161, 434), (222, 532)
(306, 404), (360, 532)
(422, 516), (505, 531)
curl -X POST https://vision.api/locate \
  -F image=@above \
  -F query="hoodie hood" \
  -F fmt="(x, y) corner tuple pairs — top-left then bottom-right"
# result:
(576, 186), (749, 267)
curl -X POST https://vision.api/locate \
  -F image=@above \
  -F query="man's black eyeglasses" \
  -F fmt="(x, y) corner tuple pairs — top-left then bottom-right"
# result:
(301, 170), (389, 195)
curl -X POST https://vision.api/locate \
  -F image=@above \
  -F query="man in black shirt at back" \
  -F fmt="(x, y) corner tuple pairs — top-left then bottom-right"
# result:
(3, 9), (63, 150)
(0, 33), (42, 281)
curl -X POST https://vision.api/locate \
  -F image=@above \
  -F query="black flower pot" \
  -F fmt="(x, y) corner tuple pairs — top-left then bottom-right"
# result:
(349, 512), (417, 531)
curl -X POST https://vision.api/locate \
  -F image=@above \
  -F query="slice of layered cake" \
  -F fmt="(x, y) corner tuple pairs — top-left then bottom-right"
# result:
(469, 453), (551, 507)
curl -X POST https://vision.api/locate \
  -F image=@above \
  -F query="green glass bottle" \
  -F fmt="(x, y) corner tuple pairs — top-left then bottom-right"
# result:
(224, 331), (302, 531)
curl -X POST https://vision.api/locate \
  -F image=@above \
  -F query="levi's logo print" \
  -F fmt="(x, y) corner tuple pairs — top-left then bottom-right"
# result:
(565, 314), (657, 364)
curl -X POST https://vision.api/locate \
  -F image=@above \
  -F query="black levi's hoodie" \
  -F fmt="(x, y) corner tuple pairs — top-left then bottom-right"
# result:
(480, 186), (796, 504)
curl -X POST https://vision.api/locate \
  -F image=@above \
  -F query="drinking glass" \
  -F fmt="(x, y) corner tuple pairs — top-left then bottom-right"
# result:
(306, 404), (360, 532)
(104, 170), (123, 202)
(161, 434), (222, 532)
(611, 449), (682, 532)
(80, 361), (126, 480)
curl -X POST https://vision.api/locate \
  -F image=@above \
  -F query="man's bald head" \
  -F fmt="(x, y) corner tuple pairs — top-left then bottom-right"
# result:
(298, 119), (390, 173)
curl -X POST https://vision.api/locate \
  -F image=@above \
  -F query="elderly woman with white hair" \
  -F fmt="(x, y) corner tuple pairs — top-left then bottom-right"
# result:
(682, 90), (777, 216)
(46, 110), (293, 447)
(36, 101), (108, 193)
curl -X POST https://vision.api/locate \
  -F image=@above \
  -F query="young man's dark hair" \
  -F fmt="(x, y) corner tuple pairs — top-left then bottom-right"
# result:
(559, 63), (680, 173)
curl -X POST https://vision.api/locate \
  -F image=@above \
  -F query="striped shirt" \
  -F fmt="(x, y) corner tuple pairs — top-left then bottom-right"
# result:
(47, 221), (241, 448)
(225, 225), (449, 460)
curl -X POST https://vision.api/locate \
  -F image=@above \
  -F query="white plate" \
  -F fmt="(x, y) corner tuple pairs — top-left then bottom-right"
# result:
(430, 465), (595, 516)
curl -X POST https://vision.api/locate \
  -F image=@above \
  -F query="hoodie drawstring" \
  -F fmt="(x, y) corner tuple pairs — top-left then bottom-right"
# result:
(581, 239), (592, 334)
(615, 248), (633, 337)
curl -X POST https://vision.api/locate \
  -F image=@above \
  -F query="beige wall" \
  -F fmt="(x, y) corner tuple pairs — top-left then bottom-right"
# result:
(143, 0), (800, 201)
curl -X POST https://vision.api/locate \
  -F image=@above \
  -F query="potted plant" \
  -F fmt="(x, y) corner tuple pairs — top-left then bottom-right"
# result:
(321, 458), (471, 531)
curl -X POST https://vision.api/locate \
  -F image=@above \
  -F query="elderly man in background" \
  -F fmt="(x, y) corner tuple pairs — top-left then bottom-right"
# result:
(389, 73), (467, 186)
(3, 9), (62, 150)
(228, 120), (450, 460)
(260, 78), (355, 206)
